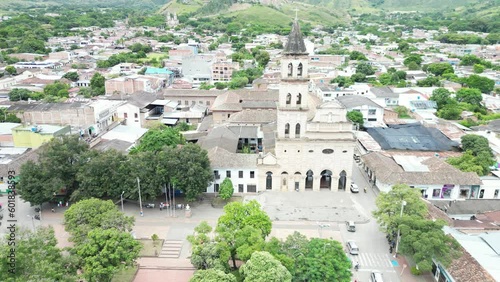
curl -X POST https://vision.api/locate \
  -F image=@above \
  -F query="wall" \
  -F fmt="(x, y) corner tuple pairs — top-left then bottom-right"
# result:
(208, 168), (259, 193)
(20, 107), (95, 128)
(116, 103), (142, 128)
(12, 126), (70, 148)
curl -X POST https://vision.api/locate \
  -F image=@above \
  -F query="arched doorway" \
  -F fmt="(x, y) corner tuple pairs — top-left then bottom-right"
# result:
(338, 170), (347, 191)
(305, 170), (313, 190)
(281, 172), (289, 191)
(320, 170), (332, 190)
(295, 123), (301, 138)
(294, 172), (301, 191)
(266, 172), (273, 190)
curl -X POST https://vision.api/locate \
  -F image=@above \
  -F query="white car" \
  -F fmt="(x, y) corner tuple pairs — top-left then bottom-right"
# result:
(350, 183), (359, 193)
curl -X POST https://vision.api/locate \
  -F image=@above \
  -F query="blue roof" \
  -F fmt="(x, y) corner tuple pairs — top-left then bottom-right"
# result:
(145, 67), (174, 75)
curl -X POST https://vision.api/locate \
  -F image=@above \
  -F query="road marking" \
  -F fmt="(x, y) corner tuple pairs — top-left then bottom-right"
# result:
(349, 253), (393, 268)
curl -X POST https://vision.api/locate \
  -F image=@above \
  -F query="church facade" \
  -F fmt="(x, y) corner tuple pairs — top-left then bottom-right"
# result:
(257, 20), (356, 192)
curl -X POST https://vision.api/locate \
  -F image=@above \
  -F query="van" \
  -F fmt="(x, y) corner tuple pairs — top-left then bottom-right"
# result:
(370, 271), (384, 282)
(346, 221), (356, 232)
(346, 240), (359, 255)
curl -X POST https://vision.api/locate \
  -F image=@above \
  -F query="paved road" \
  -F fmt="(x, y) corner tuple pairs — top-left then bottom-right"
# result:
(343, 163), (400, 282)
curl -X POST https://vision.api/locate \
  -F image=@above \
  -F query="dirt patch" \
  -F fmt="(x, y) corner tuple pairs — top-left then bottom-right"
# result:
(228, 3), (252, 12)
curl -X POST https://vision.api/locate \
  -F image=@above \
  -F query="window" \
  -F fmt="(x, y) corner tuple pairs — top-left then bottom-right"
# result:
(124, 113), (128, 118)
(287, 63), (293, 77)
(227, 114), (231, 118)
(266, 172), (272, 190)
(185, 101), (189, 105)
(206, 101), (210, 106)
(247, 185), (257, 193)
(214, 170), (220, 179)
(238, 184), (244, 193)
(250, 171), (255, 178)
(214, 184), (219, 192)
(368, 109), (376, 115)
(239, 171), (243, 178)
(494, 189), (499, 199)
(295, 123), (301, 138)
(479, 189), (485, 198)
(285, 123), (290, 136)
(178, 100), (181, 105)
(134, 113), (138, 118)
(226, 171), (231, 178)
(297, 93), (302, 105)
(286, 93), (291, 105)
(297, 63), (303, 77)
(322, 149), (334, 154)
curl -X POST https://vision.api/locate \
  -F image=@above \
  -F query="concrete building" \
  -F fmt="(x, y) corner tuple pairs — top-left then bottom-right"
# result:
(105, 75), (165, 95)
(336, 95), (384, 126)
(12, 124), (71, 148)
(257, 20), (356, 192)
(0, 123), (21, 147)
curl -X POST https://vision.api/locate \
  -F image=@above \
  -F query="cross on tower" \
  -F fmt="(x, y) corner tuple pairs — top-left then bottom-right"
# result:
(293, 8), (299, 21)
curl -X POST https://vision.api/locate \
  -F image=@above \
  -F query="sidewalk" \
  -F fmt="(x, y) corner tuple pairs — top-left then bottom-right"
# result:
(394, 255), (435, 282)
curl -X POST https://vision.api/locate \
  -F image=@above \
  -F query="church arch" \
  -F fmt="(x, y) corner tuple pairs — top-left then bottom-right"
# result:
(338, 170), (347, 191)
(285, 123), (290, 137)
(297, 63), (303, 77)
(320, 170), (332, 189)
(297, 93), (302, 105)
(266, 172), (273, 190)
(287, 63), (293, 77)
(305, 170), (313, 190)
(286, 93), (291, 105)
(281, 172), (289, 189)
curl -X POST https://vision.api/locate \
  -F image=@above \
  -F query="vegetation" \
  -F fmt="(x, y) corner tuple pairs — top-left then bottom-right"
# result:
(219, 178), (234, 200)
(346, 111), (364, 128)
(130, 124), (184, 153)
(240, 251), (292, 282)
(373, 184), (460, 272)
(447, 135), (495, 176)
(0, 107), (21, 123)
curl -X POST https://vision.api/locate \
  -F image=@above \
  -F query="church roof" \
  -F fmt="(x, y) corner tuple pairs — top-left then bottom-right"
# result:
(284, 21), (307, 55)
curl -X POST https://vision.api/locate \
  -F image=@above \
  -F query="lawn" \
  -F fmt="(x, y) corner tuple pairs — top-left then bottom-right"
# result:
(158, 0), (203, 14)
(138, 238), (163, 257)
(111, 265), (139, 282)
(211, 196), (243, 208)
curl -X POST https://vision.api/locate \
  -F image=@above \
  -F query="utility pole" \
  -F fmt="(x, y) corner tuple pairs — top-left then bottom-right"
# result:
(121, 191), (125, 212)
(164, 183), (168, 216)
(173, 183), (176, 217)
(394, 200), (407, 256)
(137, 177), (143, 217)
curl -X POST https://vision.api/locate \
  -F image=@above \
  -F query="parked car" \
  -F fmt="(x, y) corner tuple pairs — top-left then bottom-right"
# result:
(350, 183), (359, 193)
(346, 240), (359, 255)
(346, 221), (356, 232)
(370, 270), (384, 282)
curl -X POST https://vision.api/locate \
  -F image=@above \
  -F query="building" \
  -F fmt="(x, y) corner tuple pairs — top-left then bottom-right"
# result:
(336, 95), (384, 127)
(0, 123), (21, 147)
(12, 124), (71, 148)
(105, 75), (165, 95)
(256, 20), (356, 192)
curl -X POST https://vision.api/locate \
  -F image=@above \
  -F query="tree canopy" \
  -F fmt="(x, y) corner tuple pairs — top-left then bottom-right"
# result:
(240, 251), (292, 282)
(130, 125), (184, 153)
(346, 111), (364, 128)
(190, 269), (237, 282)
(64, 198), (134, 244)
(219, 178), (234, 200)
(464, 75), (495, 93)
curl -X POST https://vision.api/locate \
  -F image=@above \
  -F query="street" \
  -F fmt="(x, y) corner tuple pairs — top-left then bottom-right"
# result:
(343, 162), (400, 282)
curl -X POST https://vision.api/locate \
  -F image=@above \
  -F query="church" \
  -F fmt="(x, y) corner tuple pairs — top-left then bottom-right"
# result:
(256, 20), (356, 192)
(201, 20), (356, 194)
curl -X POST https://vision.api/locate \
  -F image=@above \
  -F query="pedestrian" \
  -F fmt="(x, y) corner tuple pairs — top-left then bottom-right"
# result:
(159, 202), (163, 211)
(66, 201), (69, 207)
(51, 208), (55, 213)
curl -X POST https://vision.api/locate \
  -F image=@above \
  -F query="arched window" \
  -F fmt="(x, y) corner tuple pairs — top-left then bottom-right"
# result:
(297, 63), (303, 77)
(295, 123), (301, 138)
(266, 172), (273, 190)
(297, 93), (302, 105)
(285, 123), (290, 137)
(287, 63), (293, 77)
(286, 93), (291, 105)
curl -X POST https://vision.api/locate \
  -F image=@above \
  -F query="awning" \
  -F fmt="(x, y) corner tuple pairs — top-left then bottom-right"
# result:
(162, 118), (178, 125)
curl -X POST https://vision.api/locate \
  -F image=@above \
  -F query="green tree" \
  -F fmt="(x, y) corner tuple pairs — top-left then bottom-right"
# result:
(464, 75), (495, 93)
(229, 76), (249, 89)
(170, 143), (213, 202)
(62, 71), (79, 82)
(346, 111), (364, 127)
(90, 72), (105, 96)
(349, 50), (368, 61)
(240, 251), (292, 282)
(356, 62), (375, 76)
(430, 88), (453, 110)
(0, 227), (78, 281)
(190, 269), (236, 282)
(372, 184), (427, 236)
(74, 150), (134, 200)
(130, 125), (184, 153)
(398, 42), (410, 53)
(188, 222), (230, 271)
(447, 150), (485, 175)
(18, 135), (89, 205)
(416, 76), (441, 87)
(460, 54), (482, 66)
(426, 63), (454, 76)
(64, 198), (134, 244)
(8, 88), (32, 101)
(219, 177), (234, 200)
(43, 81), (70, 98)
(5, 65), (16, 75)
(350, 73), (366, 83)
(407, 61), (420, 70)
(0, 108), (21, 123)
(255, 50), (270, 67)
(473, 64), (485, 74)
(403, 54), (422, 67)
(461, 134), (493, 158)
(394, 106), (411, 118)
(331, 76), (353, 87)
(216, 201), (271, 268)
(437, 105), (462, 120)
(399, 217), (460, 272)
(455, 88), (483, 106)
(74, 228), (141, 282)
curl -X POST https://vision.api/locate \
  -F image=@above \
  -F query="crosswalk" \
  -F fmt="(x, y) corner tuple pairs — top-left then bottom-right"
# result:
(349, 252), (394, 268)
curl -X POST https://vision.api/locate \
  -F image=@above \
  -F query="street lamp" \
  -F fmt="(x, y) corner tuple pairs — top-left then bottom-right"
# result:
(137, 177), (143, 217)
(394, 200), (407, 257)
(120, 191), (125, 212)
(317, 222), (330, 238)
